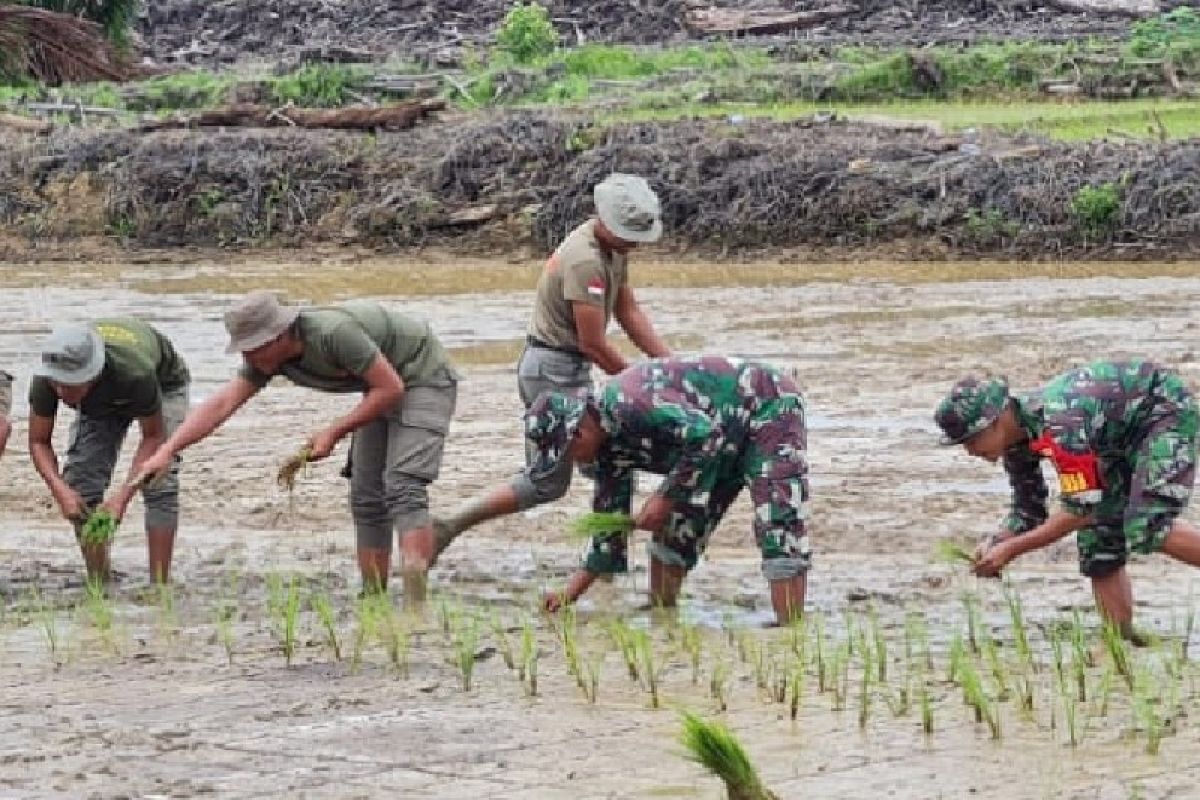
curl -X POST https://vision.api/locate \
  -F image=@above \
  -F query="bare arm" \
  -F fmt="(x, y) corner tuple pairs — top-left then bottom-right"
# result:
(614, 285), (670, 359)
(29, 412), (85, 519)
(0, 415), (9, 460)
(107, 412), (166, 514)
(310, 354), (404, 457)
(161, 376), (259, 458)
(573, 302), (628, 376)
(1008, 509), (1093, 556)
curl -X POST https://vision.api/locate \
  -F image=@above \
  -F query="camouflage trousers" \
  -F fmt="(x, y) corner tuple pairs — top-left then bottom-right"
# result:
(1077, 374), (1197, 577)
(584, 395), (811, 580)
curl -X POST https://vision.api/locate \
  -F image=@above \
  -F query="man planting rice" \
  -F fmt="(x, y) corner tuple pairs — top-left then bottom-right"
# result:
(28, 320), (190, 583)
(134, 292), (459, 598)
(434, 355), (812, 626)
(935, 360), (1200, 643)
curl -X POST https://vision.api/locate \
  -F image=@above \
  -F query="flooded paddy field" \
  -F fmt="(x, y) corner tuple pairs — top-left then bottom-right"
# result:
(1, 256), (1199, 799)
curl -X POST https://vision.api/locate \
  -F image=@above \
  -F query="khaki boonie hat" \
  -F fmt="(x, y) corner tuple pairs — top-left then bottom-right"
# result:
(594, 173), (663, 244)
(224, 291), (300, 354)
(34, 323), (105, 385)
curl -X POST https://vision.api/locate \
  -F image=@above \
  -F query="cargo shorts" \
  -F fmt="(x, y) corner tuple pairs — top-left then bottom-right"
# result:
(64, 385), (189, 530)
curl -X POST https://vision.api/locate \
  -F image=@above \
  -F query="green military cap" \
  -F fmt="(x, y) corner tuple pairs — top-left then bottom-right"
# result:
(524, 389), (591, 474)
(934, 376), (1010, 445)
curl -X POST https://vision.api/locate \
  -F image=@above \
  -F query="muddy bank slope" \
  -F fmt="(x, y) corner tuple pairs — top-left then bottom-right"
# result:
(137, 0), (1164, 68)
(2, 113), (1198, 259)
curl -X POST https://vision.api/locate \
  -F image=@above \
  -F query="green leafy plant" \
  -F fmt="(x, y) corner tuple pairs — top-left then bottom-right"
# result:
(1071, 183), (1121, 238)
(310, 589), (342, 662)
(496, 1), (557, 64)
(1129, 7), (1200, 58)
(570, 511), (635, 538)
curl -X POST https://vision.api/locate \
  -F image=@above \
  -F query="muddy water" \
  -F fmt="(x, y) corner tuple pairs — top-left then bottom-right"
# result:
(2, 256), (1200, 799)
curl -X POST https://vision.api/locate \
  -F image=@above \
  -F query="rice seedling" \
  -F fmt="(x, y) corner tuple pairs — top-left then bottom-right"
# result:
(520, 613), (538, 696)
(962, 592), (981, 656)
(934, 539), (976, 566)
(570, 511), (635, 539)
(771, 651), (789, 705)
(154, 579), (178, 645)
(267, 573), (303, 666)
(919, 676), (934, 735)
(380, 603), (410, 676)
(276, 445), (312, 491)
(814, 615), (827, 693)
(82, 577), (117, 654)
(633, 628), (664, 709)
(1070, 610), (1090, 702)
(1004, 583), (1033, 670)
(789, 664), (803, 721)
(679, 712), (780, 800)
(858, 654), (872, 729)
(748, 635), (768, 693)
(32, 588), (60, 662)
(1095, 663), (1114, 718)
(1182, 599), (1196, 663)
(1132, 657), (1164, 754)
(213, 598), (236, 665)
(79, 507), (118, 546)
(608, 618), (641, 682)
(948, 634), (965, 683)
(452, 610), (481, 692)
(958, 654), (1000, 739)
(680, 621), (703, 685)
(556, 604), (583, 682)
(490, 612), (516, 671)
(310, 588), (342, 662)
(581, 650), (602, 703)
(350, 592), (380, 674)
(1050, 625), (1079, 746)
(1101, 619), (1134, 689)
(980, 629), (1009, 699)
(869, 606), (887, 682)
(710, 658), (731, 712)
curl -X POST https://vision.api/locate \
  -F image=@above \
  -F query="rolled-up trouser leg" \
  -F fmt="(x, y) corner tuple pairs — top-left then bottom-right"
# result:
(387, 384), (456, 537)
(141, 386), (189, 530)
(63, 412), (128, 513)
(744, 400), (812, 581)
(349, 415), (393, 550)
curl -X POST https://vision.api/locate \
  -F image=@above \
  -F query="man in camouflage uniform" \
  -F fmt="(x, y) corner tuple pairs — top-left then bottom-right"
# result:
(434, 356), (812, 625)
(935, 360), (1200, 641)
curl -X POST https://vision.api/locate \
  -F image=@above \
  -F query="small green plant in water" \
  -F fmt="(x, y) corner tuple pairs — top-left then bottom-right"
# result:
(570, 511), (635, 539)
(679, 712), (780, 800)
(310, 589), (342, 662)
(933, 539), (975, 565)
(452, 611), (481, 691)
(83, 577), (117, 653)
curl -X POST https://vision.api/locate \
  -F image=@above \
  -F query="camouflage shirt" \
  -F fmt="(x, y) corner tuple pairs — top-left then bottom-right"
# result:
(590, 356), (798, 512)
(1002, 360), (1179, 532)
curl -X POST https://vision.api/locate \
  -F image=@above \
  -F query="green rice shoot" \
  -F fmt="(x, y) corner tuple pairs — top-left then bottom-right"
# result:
(679, 712), (779, 800)
(934, 539), (976, 565)
(570, 511), (635, 539)
(80, 508), (118, 546)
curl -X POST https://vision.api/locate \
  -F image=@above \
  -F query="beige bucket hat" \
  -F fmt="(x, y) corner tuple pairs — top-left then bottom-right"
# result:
(594, 173), (663, 244)
(224, 291), (300, 354)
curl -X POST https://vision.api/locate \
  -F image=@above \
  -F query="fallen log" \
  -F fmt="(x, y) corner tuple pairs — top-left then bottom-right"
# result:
(0, 112), (52, 134)
(133, 100), (445, 133)
(685, 5), (856, 35)
(1042, 0), (1158, 17)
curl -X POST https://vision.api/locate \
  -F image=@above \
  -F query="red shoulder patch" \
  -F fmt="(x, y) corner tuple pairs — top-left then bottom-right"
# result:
(1029, 433), (1102, 495)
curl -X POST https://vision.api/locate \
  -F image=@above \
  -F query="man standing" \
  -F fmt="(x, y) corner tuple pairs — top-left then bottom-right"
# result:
(935, 360), (1200, 642)
(134, 292), (459, 597)
(28, 320), (190, 583)
(436, 356), (812, 626)
(519, 173), (671, 414)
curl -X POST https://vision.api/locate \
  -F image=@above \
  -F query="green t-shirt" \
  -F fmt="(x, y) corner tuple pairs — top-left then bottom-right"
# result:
(238, 301), (458, 393)
(29, 319), (190, 419)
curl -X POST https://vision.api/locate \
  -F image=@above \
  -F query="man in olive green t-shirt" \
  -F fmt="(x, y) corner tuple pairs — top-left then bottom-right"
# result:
(520, 173), (671, 411)
(134, 292), (459, 597)
(28, 320), (190, 583)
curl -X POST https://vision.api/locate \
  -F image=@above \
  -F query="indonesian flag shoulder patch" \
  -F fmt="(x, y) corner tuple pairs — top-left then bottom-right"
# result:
(586, 277), (606, 297)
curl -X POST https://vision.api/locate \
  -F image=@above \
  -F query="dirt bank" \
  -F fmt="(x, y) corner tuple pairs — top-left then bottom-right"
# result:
(135, 0), (1159, 68)
(2, 112), (1198, 260)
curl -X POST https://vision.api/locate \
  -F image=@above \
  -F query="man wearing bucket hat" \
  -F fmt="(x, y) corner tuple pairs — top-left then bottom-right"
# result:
(519, 173), (672, 436)
(434, 356), (812, 626)
(935, 360), (1200, 642)
(133, 292), (460, 597)
(27, 319), (190, 583)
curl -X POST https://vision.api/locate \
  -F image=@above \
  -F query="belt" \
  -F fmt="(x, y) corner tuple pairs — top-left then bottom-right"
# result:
(526, 335), (585, 359)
